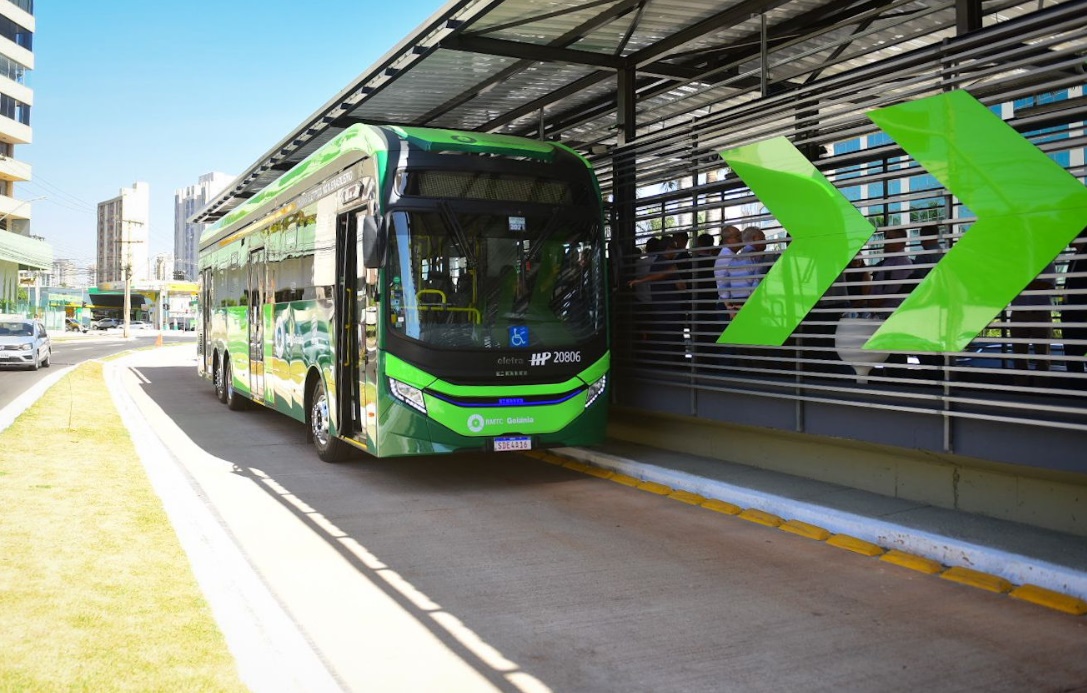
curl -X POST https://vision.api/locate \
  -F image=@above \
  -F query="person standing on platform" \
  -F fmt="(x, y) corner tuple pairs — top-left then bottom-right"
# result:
(868, 229), (913, 376)
(713, 226), (744, 318)
(1062, 228), (1087, 379)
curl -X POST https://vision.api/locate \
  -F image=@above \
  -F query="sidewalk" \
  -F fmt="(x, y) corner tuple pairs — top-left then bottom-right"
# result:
(99, 344), (1086, 612)
(102, 346), (343, 692)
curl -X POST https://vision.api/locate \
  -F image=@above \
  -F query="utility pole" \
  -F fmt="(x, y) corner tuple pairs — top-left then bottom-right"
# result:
(120, 219), (145, 339)
(123, 258), (131, 339)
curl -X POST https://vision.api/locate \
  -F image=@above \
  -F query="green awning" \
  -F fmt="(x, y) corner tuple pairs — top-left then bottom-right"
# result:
(0, 229), (52, 270)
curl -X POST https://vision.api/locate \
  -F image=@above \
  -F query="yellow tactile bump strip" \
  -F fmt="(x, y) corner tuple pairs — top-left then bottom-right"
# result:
(879, 549), (943, 575)
(738, 508), (783, 528)
(827, 534), (885, 557)
(1010, 585), (1087, 616)
(780, 519), (831, 541)
(537, 450), (1086, 617)
(940, 566), (1013, 594)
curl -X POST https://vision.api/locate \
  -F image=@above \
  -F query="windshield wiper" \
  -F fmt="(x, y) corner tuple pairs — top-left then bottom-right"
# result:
(525, 208), (563, 266)
(439, 202), (477, 268)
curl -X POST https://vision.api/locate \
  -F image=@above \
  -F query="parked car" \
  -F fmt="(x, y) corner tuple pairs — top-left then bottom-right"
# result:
(65, 318), (88, 333)
(129, 321), (150, 330)
(94, 318), (120, 330)
(0, 314), (51, 370)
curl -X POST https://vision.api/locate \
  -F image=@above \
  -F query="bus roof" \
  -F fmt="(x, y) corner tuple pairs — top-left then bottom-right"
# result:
(200, 124), (591, 248)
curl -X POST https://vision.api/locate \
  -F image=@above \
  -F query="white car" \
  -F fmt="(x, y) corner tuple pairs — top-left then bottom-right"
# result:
(0, 315), (51, 370)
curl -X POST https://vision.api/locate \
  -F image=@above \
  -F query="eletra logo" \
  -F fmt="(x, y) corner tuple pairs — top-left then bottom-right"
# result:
(467, 414), (485, 433)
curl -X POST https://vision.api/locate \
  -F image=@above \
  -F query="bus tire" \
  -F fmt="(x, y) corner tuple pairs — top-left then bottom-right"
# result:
(225, 359), (248, 411)
(215, 354), (228, 403)
(310, 378), (351, 463)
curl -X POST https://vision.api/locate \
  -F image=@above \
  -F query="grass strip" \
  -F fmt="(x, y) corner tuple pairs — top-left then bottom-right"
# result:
(0, 362), (245, 691)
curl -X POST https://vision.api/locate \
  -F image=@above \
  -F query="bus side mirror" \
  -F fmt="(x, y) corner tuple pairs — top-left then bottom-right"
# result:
(359, 214), (385, 268)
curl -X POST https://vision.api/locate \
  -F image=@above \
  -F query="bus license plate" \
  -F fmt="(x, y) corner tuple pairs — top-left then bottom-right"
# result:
(494, 436), (532, 452)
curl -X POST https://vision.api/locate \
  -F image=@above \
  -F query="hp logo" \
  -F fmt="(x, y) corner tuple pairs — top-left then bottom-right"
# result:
(529, 352), (552, 367)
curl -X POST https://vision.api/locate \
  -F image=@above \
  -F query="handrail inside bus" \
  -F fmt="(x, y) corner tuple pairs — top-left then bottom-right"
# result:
(404, 304), (482, 324)
(416, 289), (447, 303)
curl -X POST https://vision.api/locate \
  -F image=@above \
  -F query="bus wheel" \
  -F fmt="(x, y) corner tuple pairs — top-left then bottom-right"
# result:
(310, 379), (350, 462)
(225, 361), (247, 411)
(215, 356), (228, 403)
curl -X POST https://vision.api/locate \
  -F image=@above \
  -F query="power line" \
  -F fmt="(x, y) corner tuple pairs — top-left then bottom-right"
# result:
(24, 172), (96, 210)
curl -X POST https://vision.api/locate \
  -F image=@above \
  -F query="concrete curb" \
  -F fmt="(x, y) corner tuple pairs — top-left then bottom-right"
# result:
(0, 364), (75, 434)
(556, 446), (1087, 603)
(103, 350), (344, 693)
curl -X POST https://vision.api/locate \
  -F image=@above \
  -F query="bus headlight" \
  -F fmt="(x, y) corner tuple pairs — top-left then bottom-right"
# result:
(584, 375), (607, 408)
(389, 377), (427, 415)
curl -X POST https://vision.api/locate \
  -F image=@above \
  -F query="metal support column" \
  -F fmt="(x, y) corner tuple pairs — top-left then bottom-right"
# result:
(956, 0), (982, 35)
(614, 67), (638, 265)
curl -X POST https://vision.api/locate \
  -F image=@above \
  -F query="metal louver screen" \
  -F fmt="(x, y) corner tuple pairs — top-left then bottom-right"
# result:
(591, 0), (1087, 466)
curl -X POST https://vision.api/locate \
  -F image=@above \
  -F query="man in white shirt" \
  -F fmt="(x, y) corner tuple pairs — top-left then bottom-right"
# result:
(713, 226), (744, 317)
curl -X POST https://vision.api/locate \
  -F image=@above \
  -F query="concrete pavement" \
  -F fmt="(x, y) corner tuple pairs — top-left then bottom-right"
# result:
(4, 343), (1085, 691)
(555, 442), (1087, 604)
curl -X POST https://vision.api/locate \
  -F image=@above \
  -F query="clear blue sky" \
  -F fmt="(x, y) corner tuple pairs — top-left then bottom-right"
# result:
(24, 0), (442, 269)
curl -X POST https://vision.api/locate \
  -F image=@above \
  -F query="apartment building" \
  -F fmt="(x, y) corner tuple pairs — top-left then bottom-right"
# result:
(175, 171), (232, 280)
(96, 182), (149, 283)
(0, 0), (46, 311)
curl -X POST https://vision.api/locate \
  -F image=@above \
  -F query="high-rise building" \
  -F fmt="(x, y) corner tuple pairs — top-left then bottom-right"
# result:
(52, 258), (76, 287)
(97, 182), (149, 284)
(0, 0), (47, 312)
(175, 172), (232, 280)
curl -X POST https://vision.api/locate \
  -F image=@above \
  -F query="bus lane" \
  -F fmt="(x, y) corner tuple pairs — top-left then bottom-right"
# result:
(114, 345), (1087, 693)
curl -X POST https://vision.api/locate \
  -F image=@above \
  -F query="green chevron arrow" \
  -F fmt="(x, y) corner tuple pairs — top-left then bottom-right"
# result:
(864, 90), (1087, 352)
(717, 137), (875, 345)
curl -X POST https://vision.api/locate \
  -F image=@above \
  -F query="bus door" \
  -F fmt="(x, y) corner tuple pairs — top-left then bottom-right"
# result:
(248, 249), (266, 402)
(200, 267), (213, 376)
(334, 211), (361, 439)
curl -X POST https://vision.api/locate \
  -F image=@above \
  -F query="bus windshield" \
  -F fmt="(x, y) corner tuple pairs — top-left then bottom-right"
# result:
(386, 208), (604, 350)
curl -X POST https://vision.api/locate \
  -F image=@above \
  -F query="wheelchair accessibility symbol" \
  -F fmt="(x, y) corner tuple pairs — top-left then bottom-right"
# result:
(509, 326), (529, 348)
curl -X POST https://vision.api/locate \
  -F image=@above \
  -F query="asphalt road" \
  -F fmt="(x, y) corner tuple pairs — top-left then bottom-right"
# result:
(0, 331), (195, 412)
(110, 346), (1087, 692)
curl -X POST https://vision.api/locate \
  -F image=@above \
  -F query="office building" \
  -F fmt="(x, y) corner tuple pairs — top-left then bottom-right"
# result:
(0, 0), (45, 311)
(175, 172), (232, 280)
(97, 182), (149, 283)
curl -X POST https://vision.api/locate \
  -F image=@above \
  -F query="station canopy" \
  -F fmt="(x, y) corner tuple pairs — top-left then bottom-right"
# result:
(194, 0), (1070, 224)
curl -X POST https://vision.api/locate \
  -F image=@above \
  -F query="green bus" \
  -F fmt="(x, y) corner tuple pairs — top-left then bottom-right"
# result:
(197, 124), (609, 460)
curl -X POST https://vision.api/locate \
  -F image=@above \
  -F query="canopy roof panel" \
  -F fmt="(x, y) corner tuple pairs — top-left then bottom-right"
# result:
(193, 0), (1080, 224)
